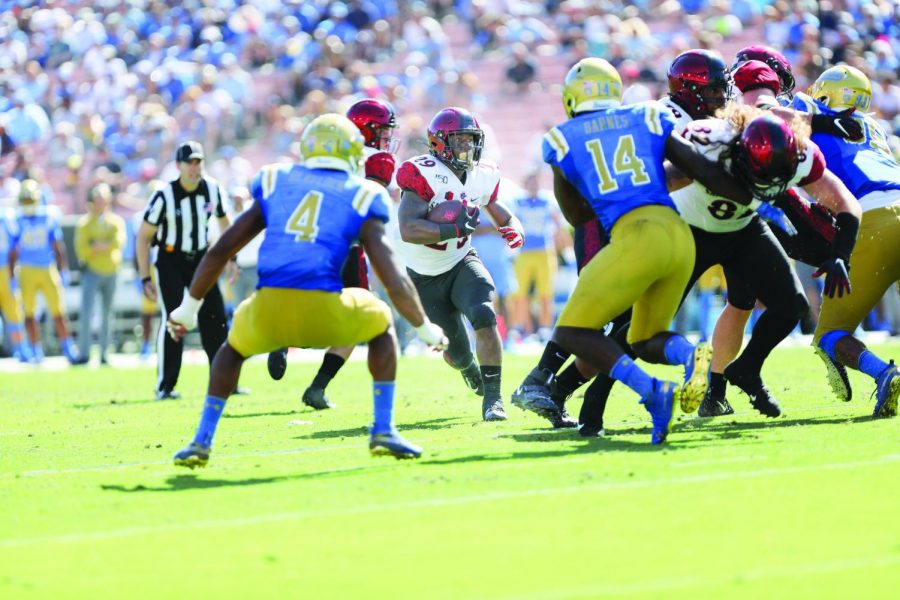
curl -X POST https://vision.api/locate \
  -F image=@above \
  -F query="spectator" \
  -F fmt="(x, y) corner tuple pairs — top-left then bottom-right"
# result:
(504, 43), (538, 93)
(74, 182), (126, 364)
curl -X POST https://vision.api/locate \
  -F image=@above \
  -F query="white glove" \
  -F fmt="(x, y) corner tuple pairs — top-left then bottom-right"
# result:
(167, 293), (203, 341)
(415, 320), (448, 351)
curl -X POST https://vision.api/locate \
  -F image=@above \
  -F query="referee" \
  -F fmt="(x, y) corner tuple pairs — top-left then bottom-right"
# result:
(136, 141), (239, 400)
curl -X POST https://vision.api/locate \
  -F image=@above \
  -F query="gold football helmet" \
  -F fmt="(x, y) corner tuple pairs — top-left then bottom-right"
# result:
(562, 58), (623, 118)
(299, 114), (365, 174)
(808, 65), (871, 112)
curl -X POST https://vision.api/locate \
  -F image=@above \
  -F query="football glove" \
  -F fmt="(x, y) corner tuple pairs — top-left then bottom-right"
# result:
(415, 320), (448, 351)
(365, 152), (395, 187)
(167, 294), (202, 341)
(813, 257), (851, 298)
(498, 219), (525, 249)
(756, 202), (797, 237)
(811, 107), (864, 142)
(454, 207), (480, 237)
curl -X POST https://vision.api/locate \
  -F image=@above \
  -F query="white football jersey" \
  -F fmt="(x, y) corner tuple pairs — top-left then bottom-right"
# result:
(672, 118), (822, 233)
(657, 96), (695, 135)
(396, 154), (501, 276)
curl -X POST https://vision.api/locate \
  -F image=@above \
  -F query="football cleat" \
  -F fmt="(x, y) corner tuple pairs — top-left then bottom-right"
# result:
(680, 342), (713, 413)
(578, 423), (605, 438)
(814, 346), (852, 402)
(641, 379), (679, 444)
(267, 348), (288, 381)
(724, 363), (782, 418)
(156, 389), (182, 401)
(697, 387), (735, 418)
(873, 362), (899, 418)
(302, 387), (335, 411)
(369, 429), (422, 459)
(460, 361), (484, 397)
(483, 398), (508, 421)
(173, 442), (210, 469)
(550, 405), (579, 429)
(511, 368), (563, 420)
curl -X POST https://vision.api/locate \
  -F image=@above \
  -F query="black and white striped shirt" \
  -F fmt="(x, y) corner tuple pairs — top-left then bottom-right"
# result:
(143, 178), (228, 254)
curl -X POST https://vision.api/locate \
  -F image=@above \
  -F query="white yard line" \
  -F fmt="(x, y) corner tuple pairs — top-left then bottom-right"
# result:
(1, 454), (896, 549)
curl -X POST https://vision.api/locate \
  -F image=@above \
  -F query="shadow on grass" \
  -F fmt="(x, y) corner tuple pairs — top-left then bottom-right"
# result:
(73, 399), (159, 409)
(298, 417), (465, 440)
(100, 464), (382, 493)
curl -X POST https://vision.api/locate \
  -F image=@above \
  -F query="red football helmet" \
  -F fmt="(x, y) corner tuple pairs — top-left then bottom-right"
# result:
(732, 45), (795, 99)
(427, 107), (484, 172)
(346, 98), (398, 151)
(667, 50), (732, 119)
(734, 114), (801, 198)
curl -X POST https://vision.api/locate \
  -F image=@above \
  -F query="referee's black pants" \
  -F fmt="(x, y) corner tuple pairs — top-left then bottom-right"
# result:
(154, 250), (228, 393)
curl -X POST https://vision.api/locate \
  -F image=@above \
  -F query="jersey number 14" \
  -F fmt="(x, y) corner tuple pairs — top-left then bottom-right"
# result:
(586, 135), (650, 194)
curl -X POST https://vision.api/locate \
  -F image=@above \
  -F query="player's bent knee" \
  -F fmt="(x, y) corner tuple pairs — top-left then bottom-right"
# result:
(469, 302), (497, 331)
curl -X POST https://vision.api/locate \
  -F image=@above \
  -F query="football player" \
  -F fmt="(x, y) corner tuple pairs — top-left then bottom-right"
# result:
(512, 58), (756, 444)
(396, 106), (526, 422)
(9, 180), (85, 364)
(266, 98), (400, 412)
(526, 49), (732, 434)
(0, 206), (29, 361)
(797, 66), (900, 417)
(167, 114), (448, 467)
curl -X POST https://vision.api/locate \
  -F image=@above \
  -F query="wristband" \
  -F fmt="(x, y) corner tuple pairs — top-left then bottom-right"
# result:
(181, 294), (203, 314)
(832, 212), (860, 263)
(141, 276), (152, 284)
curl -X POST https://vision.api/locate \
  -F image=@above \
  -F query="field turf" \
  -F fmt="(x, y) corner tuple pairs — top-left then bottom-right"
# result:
(1, 343), (898, 599)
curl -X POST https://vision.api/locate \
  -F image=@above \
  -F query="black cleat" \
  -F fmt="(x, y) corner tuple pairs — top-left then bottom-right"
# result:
(578, 423), (605, 437)
(724, 363), (781, 418)
(697, 388), (735, 417)
(267, 348), (288, 381)
(302, 386), (335, 410)
(155, 389), (182, 401)
(511, 367), (563, 421)
(461, 362), (484, 397)
(550, 404), (579, 428)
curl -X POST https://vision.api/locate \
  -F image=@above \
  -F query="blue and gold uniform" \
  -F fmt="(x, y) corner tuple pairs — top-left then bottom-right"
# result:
(544, 101), (695, 343)
(228, 163), (393, 356)
(0, 210), (23, 325)
(14, 206), (67, 319)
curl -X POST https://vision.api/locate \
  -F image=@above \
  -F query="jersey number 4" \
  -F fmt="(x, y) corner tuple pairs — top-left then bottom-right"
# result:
(586, 135), (650, 194)
(286, 191), (323, 242)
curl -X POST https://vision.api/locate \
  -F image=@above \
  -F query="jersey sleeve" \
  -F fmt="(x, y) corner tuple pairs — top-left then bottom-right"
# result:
(649, 102), (677, 139)
(790, 92), (819, 114)
(250, 164), (281, 224)
(143, 189), (165, 226)
(542, 126), (569, 167)
(213, 182), (228, 218)
(396, 161), (435, 201)
(366, 187), (392, 224)
(795, 141), (826, 187)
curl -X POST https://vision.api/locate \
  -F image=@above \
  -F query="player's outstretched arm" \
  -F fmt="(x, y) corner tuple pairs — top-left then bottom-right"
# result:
(360, 218), (427, 328)
(665, 133), (754, 206)
(551, 166), (594, 226)
(186, 203), (265, 301)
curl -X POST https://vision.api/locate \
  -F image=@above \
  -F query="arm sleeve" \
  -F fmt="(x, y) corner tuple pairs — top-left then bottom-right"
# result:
(396, 161), (435, 202)
(366, 189), (392, 224)
(796, 144), (826, 187)
(143, 190), (164, 226)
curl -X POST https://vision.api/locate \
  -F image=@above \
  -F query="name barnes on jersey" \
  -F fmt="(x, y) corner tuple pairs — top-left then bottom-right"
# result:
(580, 114), (631, 134)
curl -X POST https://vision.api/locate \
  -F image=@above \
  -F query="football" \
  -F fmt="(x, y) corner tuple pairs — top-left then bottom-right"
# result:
(425, 200), (465, 224)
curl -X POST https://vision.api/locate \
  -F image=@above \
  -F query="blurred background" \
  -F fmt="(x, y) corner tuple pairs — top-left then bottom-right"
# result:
(1, 0), (899, 360)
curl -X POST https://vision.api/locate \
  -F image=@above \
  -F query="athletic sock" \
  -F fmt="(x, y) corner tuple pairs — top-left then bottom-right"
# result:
(859, 350), (891, 380)
(481, 365), (502, 401)
(537, 340), (570, 374)
(709, 371), (727, 397)
(372, 381), (395, 434)
(555, 362), (589, 399)
(609, 355), (654, 398)
(311, 353), (346, 390)
(663, 334), (694, 367)
(192, 395), (227, 447)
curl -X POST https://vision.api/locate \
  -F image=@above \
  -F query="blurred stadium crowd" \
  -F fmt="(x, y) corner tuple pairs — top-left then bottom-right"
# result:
(1, 0), (899, 360)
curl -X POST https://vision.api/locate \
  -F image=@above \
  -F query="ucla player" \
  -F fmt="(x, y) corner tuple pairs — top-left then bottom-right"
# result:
(512, 58), (756, 443)
(794, 66), (900, 417)
(0, 206), (29, 361)
(266, 98), (401, 412)
(9, 180), (84, 364)
(166, 114), (447, 467)
(397, 106), (527, 422)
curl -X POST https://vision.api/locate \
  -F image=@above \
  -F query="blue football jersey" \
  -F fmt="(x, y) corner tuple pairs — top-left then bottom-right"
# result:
(543, 102), (677, 232)
(251, 164), (391, 292)
(14, 207), (62, 268)
(512, 191), (558, 251)
(791, 96), (900, 200)
(0, 210), (17, 266)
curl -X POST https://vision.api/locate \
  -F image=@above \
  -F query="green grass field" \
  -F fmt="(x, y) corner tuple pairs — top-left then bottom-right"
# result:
(2, 343), (899, 599)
